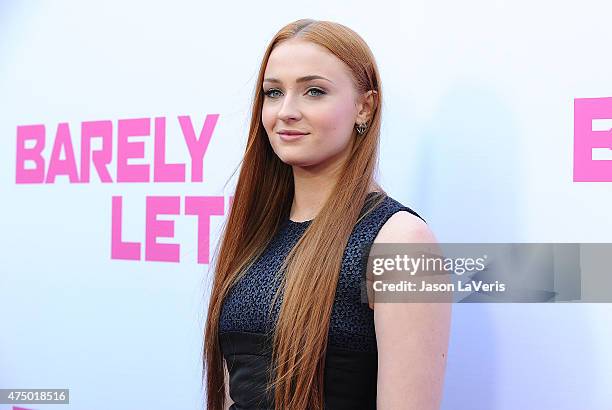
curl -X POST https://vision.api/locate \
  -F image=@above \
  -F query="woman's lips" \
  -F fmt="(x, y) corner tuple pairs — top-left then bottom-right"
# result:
(278, 132), (309, 141)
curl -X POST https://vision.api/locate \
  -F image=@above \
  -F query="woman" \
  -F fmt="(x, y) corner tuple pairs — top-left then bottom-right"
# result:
(203, 18), (451, 410)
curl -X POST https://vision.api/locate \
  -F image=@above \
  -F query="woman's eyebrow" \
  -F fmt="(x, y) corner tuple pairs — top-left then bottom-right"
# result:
(263, 75), (334, 85)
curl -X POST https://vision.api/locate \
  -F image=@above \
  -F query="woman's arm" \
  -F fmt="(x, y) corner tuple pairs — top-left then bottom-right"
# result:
(223, 359), (234, 410)
(372, 211), (451, 409)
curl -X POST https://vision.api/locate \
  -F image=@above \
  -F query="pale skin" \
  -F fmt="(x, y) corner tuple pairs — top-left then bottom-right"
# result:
(371, 213), (451, 409)
(224, 38), (451, 409)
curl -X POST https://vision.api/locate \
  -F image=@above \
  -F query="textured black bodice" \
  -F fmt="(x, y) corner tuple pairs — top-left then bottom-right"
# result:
(218, 192), (425, 409)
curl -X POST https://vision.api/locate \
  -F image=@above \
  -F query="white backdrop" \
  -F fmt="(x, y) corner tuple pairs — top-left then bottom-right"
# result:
(1, 1), (611, 409)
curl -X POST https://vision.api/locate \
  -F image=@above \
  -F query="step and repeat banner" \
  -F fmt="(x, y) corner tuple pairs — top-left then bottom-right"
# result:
(1, 1), (611, 409)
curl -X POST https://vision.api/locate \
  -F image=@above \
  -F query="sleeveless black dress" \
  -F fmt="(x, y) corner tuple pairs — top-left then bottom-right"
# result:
(218, 192), (426, 409)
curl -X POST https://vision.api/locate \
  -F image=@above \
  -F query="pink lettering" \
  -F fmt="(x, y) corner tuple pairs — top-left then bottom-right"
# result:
(145, 196), (181, 262)
(154, 117), (186, 182)
(117, 118), (150, 183)
(110, 195), (228, 264)
(15, 115), (219, 184)
(111, 196), (141, 260)
(81, 120), (113, 183)
(574, 97), (612, 182)
(15, 124), (45, 183)
(46, 123), (79, 183)
(185, 196), (224, 264)
(179, 114), (218, 182)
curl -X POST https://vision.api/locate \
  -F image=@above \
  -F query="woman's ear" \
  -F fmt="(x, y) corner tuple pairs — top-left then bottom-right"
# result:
(356, 90), (378, 124)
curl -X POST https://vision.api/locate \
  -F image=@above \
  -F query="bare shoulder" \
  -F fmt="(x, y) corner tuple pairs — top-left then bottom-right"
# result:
(368, 211), (438, 310)
(373, 210), (437, 244)
(371, 211), (450, 409)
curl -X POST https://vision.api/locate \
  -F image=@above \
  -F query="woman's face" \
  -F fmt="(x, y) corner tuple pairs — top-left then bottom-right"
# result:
(261, 39), (365, 170)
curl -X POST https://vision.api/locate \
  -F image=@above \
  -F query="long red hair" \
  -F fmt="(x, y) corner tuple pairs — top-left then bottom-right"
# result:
(203, 18), (385, 409)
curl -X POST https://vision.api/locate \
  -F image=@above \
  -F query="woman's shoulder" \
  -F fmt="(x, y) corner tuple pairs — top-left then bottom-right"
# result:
(373, 195), (435, 244)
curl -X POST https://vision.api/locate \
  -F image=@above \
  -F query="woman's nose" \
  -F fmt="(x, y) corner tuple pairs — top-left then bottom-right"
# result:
(276, 93), (302, 121)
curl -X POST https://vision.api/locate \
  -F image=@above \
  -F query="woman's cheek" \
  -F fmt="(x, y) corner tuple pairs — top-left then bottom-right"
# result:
(261, 106), (274, 133)
(318, 106), (354, 146)
(314, 104), (345, 135)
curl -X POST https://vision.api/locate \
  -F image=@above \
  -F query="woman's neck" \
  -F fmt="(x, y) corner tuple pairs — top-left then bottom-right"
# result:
(290, 168), (377, 222)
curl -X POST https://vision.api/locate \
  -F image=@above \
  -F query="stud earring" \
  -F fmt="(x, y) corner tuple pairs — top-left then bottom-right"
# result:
(356, 122), (368, 135)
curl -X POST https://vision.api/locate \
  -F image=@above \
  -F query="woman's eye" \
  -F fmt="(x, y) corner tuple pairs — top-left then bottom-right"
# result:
(263, 88), (326, 98)
(307, 88), (325, 97)
(264, 89), (281, 98)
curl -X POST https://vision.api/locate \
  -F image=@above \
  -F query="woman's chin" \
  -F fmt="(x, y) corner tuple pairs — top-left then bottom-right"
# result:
(277, 154), (314, 168)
